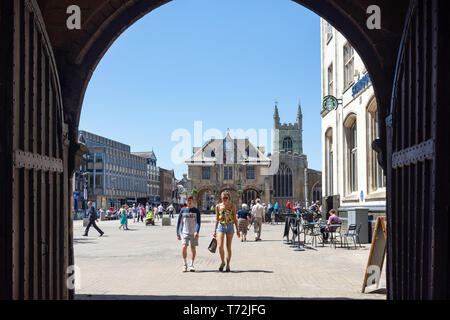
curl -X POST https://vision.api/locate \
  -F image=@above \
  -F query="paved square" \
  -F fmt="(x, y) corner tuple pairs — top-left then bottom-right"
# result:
(74, 216), (386, 300)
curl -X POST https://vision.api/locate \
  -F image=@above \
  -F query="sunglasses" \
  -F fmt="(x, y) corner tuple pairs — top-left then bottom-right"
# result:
(222, 197), (229, 200)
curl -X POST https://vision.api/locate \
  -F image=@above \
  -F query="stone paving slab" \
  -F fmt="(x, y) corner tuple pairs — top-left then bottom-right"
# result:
(74, 216), (386, 300)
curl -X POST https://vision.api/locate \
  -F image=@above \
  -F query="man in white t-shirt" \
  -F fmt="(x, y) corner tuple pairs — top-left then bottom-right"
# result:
(251, 199), (266, 241)
(158, 204), (164, 219)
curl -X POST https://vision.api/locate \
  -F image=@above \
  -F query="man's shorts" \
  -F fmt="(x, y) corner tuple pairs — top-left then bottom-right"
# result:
(181, 233), (198, 246)
(216, 223), (235, 235)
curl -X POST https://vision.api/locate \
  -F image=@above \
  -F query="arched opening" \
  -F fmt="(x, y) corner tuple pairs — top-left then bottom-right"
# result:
(344, 113), (358, 196)
(197, 188), (215, 212)
(7, 0), (450, 301)
(282, 137), (293, 153)
(367, 98), (386, 194)
(242, 189), (258, 205)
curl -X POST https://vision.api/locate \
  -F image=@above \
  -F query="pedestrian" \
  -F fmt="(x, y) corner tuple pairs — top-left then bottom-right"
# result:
(168, 203), (175, 218)
(251, 198), (265, 241)
(237, 203), (251, 242)
(136, 203), (140, 222)
(270, 202), (275, 225)
(250, 199), (255, 211)
(132, 203), (137, 223)
(153, 205), (159, 221)
(286, 200), (291, 213)
(119, 205), (129, 230)
(309, 200), (322, 221)
(83, 201), (104, 237)
(158, 203), (164, 219)
(176, 195), (201, 272)
(213, 191), (240, 272)
(140, 204), (145, 222)
(274, 202), (279, 214)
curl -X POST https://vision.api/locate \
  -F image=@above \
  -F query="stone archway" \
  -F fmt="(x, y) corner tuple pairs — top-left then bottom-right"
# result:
(4, 0), (450, 300)
(241, 188), (260, 208)
(197, 188), (215, 212)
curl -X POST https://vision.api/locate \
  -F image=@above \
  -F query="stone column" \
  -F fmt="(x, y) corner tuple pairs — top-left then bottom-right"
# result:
(264, 177), (270, 204)
(304, 168), (309, 207)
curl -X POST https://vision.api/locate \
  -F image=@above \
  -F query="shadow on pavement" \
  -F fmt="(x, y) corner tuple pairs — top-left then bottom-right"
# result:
(75, 294), (355, 300)
(74, 238), (99, 244)
(194, 270), (273, 273)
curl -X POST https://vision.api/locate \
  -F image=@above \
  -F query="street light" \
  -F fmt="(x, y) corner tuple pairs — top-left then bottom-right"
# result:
(110, 176), (116, 208)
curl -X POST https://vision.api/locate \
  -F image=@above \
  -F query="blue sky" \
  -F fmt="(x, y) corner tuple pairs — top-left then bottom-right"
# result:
(79, 0), (322, 179)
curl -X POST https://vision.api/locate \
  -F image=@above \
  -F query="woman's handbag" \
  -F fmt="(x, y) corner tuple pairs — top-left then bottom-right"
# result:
(208, 237), (217, 253)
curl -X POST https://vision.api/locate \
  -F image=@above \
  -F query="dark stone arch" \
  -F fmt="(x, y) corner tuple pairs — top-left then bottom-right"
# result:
(37, 0), (409, 174)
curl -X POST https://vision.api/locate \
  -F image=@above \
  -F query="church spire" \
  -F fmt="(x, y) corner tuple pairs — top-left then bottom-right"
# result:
(297, 98), (303, 120)
(273, 99), (280, 128)
(297, 98), (303, 154)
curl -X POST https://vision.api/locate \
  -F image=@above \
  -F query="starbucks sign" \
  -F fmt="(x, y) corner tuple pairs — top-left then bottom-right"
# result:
(323, 95), (338, 111)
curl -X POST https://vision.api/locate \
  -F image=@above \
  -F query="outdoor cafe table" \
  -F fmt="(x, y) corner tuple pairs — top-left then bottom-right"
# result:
(304, 222), (342, 247)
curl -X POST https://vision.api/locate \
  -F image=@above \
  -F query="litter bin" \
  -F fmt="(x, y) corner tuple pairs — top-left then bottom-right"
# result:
(347, 208), (369, 244)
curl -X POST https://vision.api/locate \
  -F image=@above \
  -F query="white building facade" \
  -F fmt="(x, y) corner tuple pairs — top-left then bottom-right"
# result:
(320, 19), (386, 215)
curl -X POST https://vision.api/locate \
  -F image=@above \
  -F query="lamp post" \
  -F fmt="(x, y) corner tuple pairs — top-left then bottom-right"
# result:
(110, 176), (116, 208)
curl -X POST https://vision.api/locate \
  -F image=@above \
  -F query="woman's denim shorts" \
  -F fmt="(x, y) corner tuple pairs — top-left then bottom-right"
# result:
(216, 223), (235, 235)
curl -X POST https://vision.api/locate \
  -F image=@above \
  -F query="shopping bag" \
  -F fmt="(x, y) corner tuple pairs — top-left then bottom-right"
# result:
(208, 237), (217, 253)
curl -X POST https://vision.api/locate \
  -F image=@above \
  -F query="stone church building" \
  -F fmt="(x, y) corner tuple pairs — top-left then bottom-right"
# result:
(185, 103), (321, 211)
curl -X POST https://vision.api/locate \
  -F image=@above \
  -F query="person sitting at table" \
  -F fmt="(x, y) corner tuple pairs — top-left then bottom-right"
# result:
(320, 209), (340, 242)
(310, 200), (322, 221)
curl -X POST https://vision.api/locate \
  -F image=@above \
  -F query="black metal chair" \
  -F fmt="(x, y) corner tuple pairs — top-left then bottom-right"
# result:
(283, 217), (295, 244)
(293, 218), (306, 251)
(340, 224), (360, 249)
(326, 224), (342, 249)
(310, 223), (325, 247)
(355, 222), (363, 247)
(289, 218), (299, 247)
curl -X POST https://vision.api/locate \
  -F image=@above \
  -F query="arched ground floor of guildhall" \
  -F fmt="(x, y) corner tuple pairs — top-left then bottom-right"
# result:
(0, 0), (449, 299)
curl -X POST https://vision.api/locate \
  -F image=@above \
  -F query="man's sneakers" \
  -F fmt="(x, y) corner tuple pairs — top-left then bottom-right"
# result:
(99, 232), (104, 237)
(182, 263), (195, 272)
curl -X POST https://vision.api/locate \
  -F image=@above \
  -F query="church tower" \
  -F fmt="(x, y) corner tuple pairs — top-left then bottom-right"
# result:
(273, 100), (304, 155)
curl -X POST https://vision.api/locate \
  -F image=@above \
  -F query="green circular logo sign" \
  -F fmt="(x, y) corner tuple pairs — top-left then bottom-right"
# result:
(323, 95), (337, 111)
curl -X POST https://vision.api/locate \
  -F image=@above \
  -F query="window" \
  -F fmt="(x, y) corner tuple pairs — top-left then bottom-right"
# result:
(246, 166), (255, 180)
(282, 137), (293, 153)
(202, 167), (210, 180)
(224, 166), (233, 180)
(368, 100), (386, 191)
(328, 63), (334, 96)
(344, 116), (358, 193)
(273, 164), (293, 197)
(344, 43), (354, 88)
